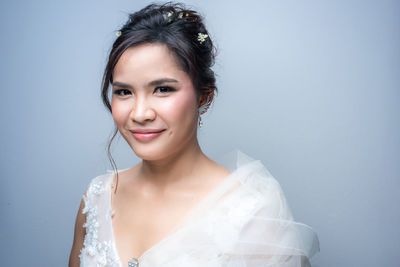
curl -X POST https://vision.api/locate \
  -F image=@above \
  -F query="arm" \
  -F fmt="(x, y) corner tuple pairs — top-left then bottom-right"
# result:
(68, 196), (86, 267)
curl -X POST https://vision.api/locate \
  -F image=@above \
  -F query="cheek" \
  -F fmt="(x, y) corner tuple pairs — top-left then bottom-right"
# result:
(111, 99), (132, 126)
(163, 91), (197, 122)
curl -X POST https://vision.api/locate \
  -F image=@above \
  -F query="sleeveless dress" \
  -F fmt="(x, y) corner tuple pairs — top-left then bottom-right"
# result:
(78, 151), (320, 266)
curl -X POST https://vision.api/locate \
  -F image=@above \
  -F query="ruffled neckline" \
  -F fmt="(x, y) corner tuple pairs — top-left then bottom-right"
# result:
(106, 151), (264, 266)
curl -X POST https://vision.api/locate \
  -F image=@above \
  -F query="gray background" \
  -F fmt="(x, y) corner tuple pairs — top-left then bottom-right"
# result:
(1, 0), (399, 266)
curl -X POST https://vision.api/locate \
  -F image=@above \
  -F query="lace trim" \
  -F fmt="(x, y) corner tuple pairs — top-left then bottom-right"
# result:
(79, 178), (119, 267)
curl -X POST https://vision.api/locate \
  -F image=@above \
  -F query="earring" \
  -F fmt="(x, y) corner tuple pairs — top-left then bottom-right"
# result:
(198, 115), (203, 127)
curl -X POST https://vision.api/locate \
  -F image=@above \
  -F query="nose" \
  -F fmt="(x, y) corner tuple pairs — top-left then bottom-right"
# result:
(129, 95), (156, 124)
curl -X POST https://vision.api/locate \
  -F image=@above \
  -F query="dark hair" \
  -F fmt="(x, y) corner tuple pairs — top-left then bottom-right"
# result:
(101, 2), (218, 192)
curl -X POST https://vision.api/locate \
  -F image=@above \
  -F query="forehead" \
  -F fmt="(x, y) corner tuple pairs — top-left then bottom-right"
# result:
(113, 43), (187, 83)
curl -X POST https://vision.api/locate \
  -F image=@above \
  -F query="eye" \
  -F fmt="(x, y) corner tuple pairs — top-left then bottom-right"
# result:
(154, 86), (175, 94)
(113, 89), (132, 96)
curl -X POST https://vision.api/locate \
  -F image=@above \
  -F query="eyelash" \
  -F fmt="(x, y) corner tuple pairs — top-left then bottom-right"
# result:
(113, 89), (131, 96)
(154, 86), (176, 94)
(113, 86), (176, 96)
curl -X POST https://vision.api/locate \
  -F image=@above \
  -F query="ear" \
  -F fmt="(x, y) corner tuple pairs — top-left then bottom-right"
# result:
(198, 91), (214, 115)
(198, 91), (214, 108)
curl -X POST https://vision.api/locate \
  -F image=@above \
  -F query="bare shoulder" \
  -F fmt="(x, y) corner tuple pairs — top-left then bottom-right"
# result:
(211, 161), (231, 177)
(202, 157), (231, 184)
(110, 163), (141, 188)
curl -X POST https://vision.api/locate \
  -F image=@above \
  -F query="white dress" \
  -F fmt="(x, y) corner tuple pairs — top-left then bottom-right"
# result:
(79, 151), (320, 267)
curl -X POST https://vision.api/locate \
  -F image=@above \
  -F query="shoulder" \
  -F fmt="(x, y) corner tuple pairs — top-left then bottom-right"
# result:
(227, 161), (319, 261)
(84, 171), (115, 197)
(230, 160), (292, 219)
(200, 156), (232, 187)
(209, 152), (320, 261)
(80, 172), (115, 217)
(69, 172), (114, 266)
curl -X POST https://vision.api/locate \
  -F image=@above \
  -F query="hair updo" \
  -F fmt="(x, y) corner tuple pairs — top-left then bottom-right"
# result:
(101, 1), (218, 112)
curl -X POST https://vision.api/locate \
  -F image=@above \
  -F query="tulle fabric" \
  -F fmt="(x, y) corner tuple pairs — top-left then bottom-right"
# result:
(79, 151), (319, 266)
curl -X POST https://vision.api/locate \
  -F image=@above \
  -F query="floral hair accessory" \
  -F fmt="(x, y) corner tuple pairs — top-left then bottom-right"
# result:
(197, 33), (208, 44)
(163, 11), (174, 20)
(116, 31), (121, 37)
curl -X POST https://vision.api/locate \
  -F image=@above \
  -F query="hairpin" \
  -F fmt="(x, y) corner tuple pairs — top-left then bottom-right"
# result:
(116, 31), (121, 37)
(197, 33), (208, 44)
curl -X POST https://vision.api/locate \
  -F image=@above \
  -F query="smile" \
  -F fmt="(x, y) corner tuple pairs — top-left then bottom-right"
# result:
(130, 129), (166, 142)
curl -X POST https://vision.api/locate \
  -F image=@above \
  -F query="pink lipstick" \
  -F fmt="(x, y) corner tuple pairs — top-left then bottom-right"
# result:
(130, 129), (165, 142)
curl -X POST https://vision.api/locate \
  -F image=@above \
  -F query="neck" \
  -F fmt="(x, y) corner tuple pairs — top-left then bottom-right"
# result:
(138, 139), (207, 188)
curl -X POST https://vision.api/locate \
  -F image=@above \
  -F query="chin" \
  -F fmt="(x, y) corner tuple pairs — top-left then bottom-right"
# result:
(124, 130), (195, 162)
(130, 143), (176, 161)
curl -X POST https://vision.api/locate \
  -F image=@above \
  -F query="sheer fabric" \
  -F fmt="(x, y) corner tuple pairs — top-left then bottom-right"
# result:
(79, 151), (319, 266)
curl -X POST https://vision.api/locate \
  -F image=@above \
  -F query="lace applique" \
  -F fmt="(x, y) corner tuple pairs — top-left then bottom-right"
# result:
(89, 180), (105, 195)
(79, 177), (119, 266)
(82, 198), (99, 257)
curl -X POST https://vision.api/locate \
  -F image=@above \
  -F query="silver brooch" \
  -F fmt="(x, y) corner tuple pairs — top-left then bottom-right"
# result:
(128, 258), (139, 267)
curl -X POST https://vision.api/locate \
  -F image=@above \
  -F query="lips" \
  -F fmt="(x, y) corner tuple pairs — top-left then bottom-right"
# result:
(131, 129), (165, 134)
(129, 129), (166, 142)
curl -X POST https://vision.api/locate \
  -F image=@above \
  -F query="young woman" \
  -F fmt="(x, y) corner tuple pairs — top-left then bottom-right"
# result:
(69, 2), (319, 267)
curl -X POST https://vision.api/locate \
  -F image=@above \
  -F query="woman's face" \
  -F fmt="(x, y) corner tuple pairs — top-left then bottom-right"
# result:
(111, 43), (199, 161)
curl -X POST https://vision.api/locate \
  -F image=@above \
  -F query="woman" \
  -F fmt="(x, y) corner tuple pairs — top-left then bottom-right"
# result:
(69, 2), (319, 267)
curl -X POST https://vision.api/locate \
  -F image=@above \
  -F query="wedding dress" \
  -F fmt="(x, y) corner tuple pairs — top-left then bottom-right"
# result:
(79, 151), (319, 266)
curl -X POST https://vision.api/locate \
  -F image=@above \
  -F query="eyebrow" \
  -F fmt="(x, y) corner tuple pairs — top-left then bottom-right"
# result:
(148, 78), (178, 87)
(112, 78), (178, 89)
